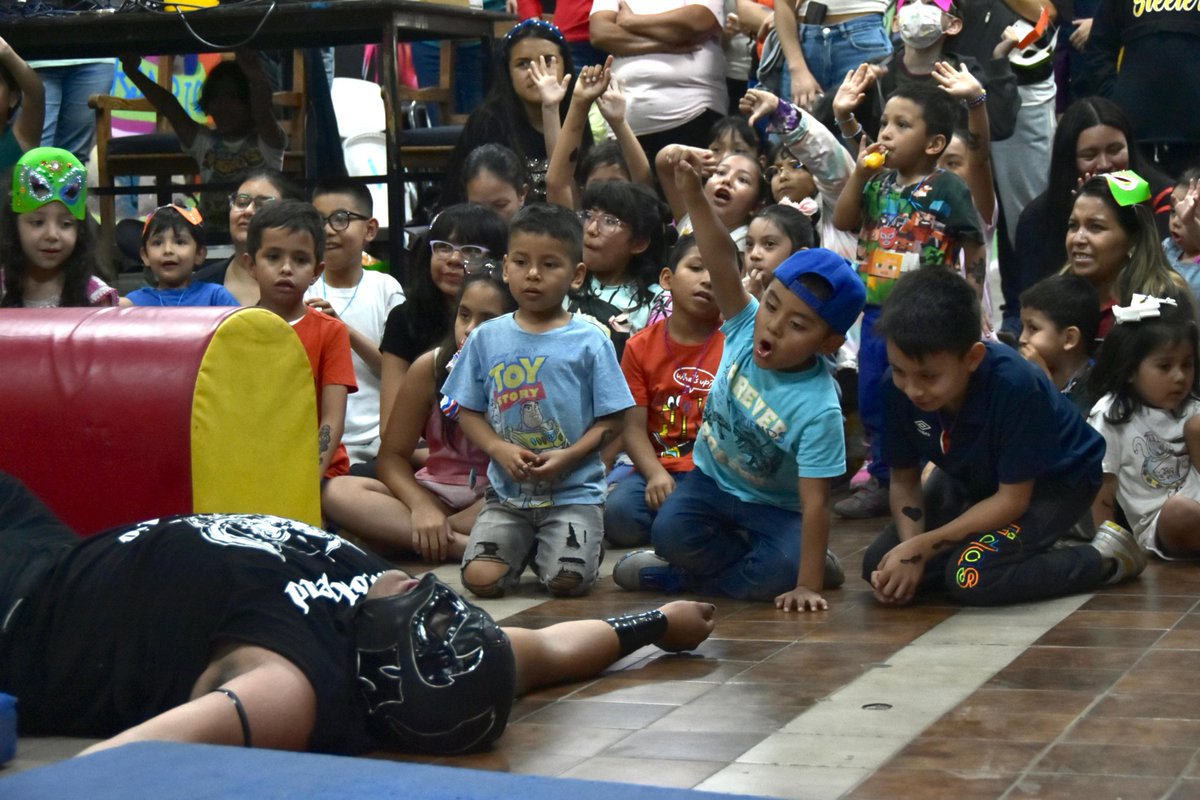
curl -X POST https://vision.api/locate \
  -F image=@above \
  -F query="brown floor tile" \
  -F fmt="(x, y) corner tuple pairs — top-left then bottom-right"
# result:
(1173, 613), (1200, 630)
(643, 698), (814, 733)
(1138, 649), (1200, 670)
(1008, 774), (1176, 799)
(801, 621), (942, 644)
(1054, 609), (1186, 629)
(846, 768), (1013, 799)
(984, 666), (1123, 692)
(520, 700), (676, 729)
(433, 750), (589, 775)
(1111, 667), (1200, 694)
(1080, 593), (1198, 612)
(1030, 742), (1197, 777)
(1064, 715), (1200, 746)
(1165, 779), (1200, 800)
(1034, 626), (1164, 648)
(569, 677), (716, 705)
(731, 641), (898, 684)
(476, 722), (632, 758)
(1002, 645), (1147, 671)
(1088, 693), (1200, 720)
(1157, 629), (1200, 649)
(921, 708), (1078, 743)
(885, 737), (1042, 773)
(560, 755), (724, 788)
(615, 654), (754, 682)
(956, 688), (1099, 716)
(686, 637), (793, 661)
(601, 729), (764, 762)
(683, 681), (834, 708)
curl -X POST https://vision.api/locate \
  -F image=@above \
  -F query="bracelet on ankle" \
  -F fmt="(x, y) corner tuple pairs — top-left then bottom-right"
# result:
(605, 610), (669, 657)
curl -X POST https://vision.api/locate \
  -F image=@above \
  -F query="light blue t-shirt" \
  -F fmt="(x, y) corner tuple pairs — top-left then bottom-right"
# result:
(442, 313), (634, 509)
(126, 282), (240, 307)
(1164, 237), (1200, 302)
(694, 297), (845, 511)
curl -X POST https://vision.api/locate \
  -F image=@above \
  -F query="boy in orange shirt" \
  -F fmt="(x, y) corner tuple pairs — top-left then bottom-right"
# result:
(246, 200), (357, 479)
(605, 233), (724, 547)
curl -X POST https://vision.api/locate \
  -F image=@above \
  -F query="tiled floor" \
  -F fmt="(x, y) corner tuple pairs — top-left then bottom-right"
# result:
(10, 514), (1200, 800)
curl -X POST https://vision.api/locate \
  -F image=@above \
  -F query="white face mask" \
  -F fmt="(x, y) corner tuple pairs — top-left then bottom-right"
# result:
(897, 3), (946, 49)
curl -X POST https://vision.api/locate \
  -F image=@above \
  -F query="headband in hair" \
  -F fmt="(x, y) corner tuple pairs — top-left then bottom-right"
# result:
(143, 203), (204, 234)
(1113, 293), (1177, 325)
(503, 18), (566, 45)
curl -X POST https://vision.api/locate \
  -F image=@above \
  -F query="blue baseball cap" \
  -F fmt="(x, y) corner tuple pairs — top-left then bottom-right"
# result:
(772, 248), (866, 335)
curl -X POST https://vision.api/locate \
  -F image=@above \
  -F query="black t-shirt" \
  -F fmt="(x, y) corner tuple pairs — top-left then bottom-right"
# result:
(2, 515), (390, 754)
(380, 303), (448, 364)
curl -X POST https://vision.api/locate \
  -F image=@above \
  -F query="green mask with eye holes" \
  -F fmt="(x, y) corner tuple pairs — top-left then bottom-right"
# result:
(12, 147), (87, 221)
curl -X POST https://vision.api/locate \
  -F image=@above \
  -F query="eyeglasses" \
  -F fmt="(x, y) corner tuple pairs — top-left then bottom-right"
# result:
(228, 193), (279, 210)
(579, 209), (626, 235)
(321, 209), (371, 232)
(143, 203), (204, 234)
(430, 239), (490, 267)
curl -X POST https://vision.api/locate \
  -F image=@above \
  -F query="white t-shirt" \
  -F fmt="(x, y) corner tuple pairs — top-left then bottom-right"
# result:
(590, 0), (728, 136)
(305, 269), (405, 463)
(1088, 394), (1200, 558)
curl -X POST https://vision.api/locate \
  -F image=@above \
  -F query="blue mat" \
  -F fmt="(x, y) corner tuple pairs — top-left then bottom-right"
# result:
(0, 741), (774, 799)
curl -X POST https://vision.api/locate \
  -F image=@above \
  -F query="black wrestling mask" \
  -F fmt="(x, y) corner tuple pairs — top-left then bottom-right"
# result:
(353, 573), (515, 754)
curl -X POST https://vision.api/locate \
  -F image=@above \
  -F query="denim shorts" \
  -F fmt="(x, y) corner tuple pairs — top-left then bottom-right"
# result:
(797, 14), (893, 91)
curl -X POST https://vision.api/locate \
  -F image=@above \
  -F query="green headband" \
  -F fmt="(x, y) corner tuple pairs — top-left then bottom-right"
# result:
(12, 147), (87, 221)
(1103, 170), (1151, 208)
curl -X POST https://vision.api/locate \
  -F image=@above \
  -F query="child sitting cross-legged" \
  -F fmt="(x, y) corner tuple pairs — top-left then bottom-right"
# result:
(122, 206), (238, 307)
(1087, 295), (1200, 561)
(604, 234), (724, 548)
(614, 148), (866, 611)
(246, 200), (357, 481)
(442, 204), (634, 598)
(862, 268), (1145, 608)
(1018, 273), (1100, 412)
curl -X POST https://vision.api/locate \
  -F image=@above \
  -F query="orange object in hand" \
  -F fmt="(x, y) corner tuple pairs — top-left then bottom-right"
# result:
(864, 151), (886, 169)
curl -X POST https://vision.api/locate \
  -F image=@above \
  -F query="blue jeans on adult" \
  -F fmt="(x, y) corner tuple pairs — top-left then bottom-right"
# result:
(411, 41), (487, 126)
(779, 14), (892, 97)
(858, 304), (890, 486)
(36, 61), (116, 163)
(650, 469), (801, 601)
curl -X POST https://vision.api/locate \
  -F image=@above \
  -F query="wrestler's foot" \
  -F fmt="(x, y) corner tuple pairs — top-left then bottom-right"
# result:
(656, 600), (716, 652)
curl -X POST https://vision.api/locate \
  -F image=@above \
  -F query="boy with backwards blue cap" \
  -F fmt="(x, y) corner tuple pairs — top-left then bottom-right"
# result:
(615, 150), (866, 611)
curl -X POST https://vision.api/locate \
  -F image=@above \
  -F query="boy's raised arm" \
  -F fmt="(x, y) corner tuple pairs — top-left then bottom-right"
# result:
(546, 59), (611, 209)
(0, 38), (43, 153)
(669, 146), (750, 320)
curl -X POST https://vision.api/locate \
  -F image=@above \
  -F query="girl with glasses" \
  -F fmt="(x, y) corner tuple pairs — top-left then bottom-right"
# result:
(379, 203), (508, 436)
(193, 169), (300, 306)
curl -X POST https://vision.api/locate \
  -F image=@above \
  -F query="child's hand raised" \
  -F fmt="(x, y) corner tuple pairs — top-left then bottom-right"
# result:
(738, 87), (779, 126)
(993, 24), (1021, 59)
(832, 62), (882, 121)
(855, 142), (889, 176)
(597, 73), (627, 124)
(931, 61), (984, 103)
(529, 55), (569, 108)
(574, 57), (612, 107)
(775, 586), (828, 612)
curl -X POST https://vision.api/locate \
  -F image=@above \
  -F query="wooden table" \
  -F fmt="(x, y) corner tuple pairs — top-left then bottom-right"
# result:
(0, 0), (506, 265)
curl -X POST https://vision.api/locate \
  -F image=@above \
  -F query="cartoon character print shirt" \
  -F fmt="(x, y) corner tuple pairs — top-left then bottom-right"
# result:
(1089, 394), (1200, 556)
(621, 317), (725, 473)
(441, 313), (634, 509)
(3, 515), (389, 754)
(693, 298), (845, 511)
(857, 168), (982, 306)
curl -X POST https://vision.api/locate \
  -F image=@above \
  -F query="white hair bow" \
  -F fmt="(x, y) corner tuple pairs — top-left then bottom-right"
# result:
(1113, 293), (1178, 325)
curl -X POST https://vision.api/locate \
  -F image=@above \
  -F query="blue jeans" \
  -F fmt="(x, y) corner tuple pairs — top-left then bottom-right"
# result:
(411, 41), (486, 125)
(650, 469), (801, 601)
(780, 14), (892, 96)
(604, 469), (654, 547)
(36, 61), (116, 163)
(857, 305), (890, 485)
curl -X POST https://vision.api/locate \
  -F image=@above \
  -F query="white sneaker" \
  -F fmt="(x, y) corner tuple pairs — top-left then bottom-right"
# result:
(1090, 520), (1147, 585)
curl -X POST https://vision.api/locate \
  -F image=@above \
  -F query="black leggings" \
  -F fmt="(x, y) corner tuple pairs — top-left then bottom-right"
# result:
(861, 469), (1105, 606)
(0, 473), (76, 620)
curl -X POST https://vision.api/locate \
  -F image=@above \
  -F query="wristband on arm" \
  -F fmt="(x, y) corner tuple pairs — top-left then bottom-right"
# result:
(605, 610), (669, 657)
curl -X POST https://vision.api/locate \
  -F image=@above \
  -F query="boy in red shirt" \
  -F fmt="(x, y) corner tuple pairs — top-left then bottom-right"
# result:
(246, 200), (357, 479)
(605, 234), (724, 547)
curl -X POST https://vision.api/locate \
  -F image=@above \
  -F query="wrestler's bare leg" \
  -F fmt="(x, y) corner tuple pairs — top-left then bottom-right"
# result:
(505, 600), (716, 696)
